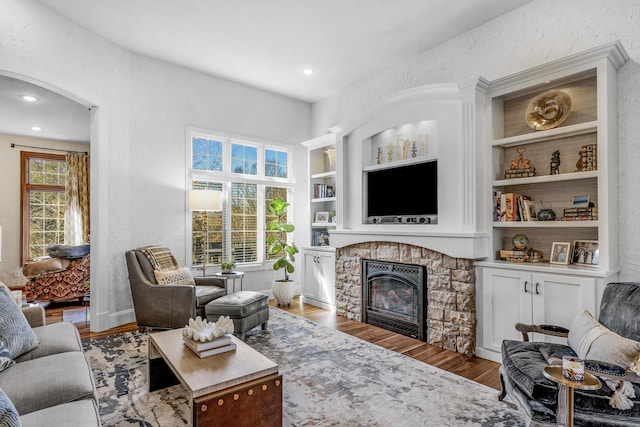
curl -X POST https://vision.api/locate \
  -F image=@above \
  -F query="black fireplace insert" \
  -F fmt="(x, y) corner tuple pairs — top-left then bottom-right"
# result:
(362, 259), (427, 341)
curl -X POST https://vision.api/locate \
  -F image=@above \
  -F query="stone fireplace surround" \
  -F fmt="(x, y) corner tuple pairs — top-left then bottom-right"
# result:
(335, 241), (476, 356)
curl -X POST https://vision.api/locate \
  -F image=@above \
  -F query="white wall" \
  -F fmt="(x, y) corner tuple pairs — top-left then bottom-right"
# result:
(1, 0), (311, 330)
(312, 0), (640, 280)
(0, 134), (89, 286)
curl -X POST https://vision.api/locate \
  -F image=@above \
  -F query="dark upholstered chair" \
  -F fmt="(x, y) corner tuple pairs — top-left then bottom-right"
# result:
(499, 282), (640, 426)
(125, 248), (226, 330)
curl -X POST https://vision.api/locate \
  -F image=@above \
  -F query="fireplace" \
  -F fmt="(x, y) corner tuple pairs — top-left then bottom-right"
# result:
(362, 259), (427, 341)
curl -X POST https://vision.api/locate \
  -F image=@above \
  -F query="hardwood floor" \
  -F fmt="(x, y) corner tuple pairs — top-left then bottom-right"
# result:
(45, 296), (502, 390)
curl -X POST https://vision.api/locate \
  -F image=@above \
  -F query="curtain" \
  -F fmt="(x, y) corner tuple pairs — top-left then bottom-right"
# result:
(64, 153), (90, 245)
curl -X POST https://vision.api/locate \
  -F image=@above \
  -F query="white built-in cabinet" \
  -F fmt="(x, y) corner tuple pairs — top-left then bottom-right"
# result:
(302, 249), (336, 310)
(476, 42), (628, 362)
(300, 133), (338, 310)
(481, 267), (596, 355)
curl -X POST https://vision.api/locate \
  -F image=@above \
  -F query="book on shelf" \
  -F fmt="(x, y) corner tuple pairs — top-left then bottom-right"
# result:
(183, 334), (233, 352)
(498, 192), (533, 222)
(313, 184), (335, 199)
(185, 342), (237, 358)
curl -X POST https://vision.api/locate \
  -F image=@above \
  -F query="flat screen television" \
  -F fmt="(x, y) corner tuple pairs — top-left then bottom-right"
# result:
(366, 161), (437, 222)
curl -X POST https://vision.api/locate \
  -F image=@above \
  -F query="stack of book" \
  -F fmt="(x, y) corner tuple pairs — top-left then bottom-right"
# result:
(183, 334), (236, 358)
(576, 144), (597, 172)
(562, 207), (598, 221)
(313, 184), (335, 199)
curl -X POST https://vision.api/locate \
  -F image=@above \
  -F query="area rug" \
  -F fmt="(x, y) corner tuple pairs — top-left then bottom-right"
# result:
(83, 308), (525, 426)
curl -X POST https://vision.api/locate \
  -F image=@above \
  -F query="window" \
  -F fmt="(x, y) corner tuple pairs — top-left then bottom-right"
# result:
(231, 143), (257, 175)
(189, 131), (292, 269)
(265, 149), (288, 178)
(21, 152), (67, 261)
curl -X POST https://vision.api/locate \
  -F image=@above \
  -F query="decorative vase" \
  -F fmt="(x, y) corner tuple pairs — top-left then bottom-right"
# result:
(272, 279), (295, 307)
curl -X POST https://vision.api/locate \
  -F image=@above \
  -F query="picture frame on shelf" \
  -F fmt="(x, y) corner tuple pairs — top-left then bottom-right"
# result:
(315, 211), (330, 223)
(312, 230), (330, 246)
(550, 242), (571, 265)
(572, 195), (590, 208)
(571, 240), (599, 267)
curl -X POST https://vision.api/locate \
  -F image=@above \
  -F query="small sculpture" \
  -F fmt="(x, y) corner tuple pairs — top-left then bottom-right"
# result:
(420, 134), (429, 156)
(550, 150), (561, 175)
(183, 315), (234, 342)
(411, 141), (417, 158)
(398, 138), (411, 160)
(376, 147), (383, 164)
(324, 147), (336, 171)
(504, 147), (535, 179)
(386, 143), (395, 162)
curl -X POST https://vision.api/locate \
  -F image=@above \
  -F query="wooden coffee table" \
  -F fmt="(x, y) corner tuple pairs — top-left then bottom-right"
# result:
(148, 328), (282, 426)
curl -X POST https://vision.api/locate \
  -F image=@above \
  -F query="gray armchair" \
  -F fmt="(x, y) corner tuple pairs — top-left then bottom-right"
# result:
(499, 282), (640, 426)
(125, 248), (226, 330)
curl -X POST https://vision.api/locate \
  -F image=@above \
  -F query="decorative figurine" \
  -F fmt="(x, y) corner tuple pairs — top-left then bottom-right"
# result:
(386, 143), (394, 163)
(411, 141), (417, 158)
(398, 138), (411, 160)
(376, 147), (383, 164)
(420, 134), (429, 157)
(550, 150), (561, 175)
(504, 147), (535, 179)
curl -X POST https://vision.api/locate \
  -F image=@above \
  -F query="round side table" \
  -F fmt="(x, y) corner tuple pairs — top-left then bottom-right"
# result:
(213, 271), (244, 294)
(543, 366), (601, 427)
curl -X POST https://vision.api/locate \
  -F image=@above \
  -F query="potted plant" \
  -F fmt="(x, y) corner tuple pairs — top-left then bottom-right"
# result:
(220, 261), (236, 274)
(267, 197), (298, 306)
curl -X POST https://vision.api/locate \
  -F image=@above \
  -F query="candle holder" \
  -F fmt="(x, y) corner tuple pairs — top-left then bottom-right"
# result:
(562, 356), (585, 381)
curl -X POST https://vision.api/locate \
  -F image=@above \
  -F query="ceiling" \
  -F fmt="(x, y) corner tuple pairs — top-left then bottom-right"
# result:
(2, 0), (532, 143)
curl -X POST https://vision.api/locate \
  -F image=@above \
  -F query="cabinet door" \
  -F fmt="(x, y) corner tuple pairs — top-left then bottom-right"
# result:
(482, 268), (532, 353)
(531, 273), (596, 343)
(302, 252), (320, 299)
(317, 252), (336, 305)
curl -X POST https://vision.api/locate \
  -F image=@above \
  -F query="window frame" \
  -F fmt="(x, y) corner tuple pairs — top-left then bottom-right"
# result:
(187, 128), (295, 271)
(20, 151), (67, 263)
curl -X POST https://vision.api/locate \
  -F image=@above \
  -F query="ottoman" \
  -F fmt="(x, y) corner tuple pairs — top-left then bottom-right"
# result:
(205, 291), (269, 340)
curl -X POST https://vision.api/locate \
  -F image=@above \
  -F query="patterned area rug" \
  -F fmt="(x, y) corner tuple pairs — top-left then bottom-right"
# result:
(83, 308), (525, 426)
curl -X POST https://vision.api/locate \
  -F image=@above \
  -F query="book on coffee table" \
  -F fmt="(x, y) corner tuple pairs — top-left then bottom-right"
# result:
(183, 334), (233, 352)
(185, 342), (237, 358)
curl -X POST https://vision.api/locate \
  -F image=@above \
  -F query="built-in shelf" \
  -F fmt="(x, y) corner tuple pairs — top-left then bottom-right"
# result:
(363, 155), (437, 172)
(493, 170), (597, 186)
(311, 171), (336, 179)
(492, 121), (598, 148)
(311, 197), (336, 203)
(493, 221), (598, 228)
(312, 222), (336, 228)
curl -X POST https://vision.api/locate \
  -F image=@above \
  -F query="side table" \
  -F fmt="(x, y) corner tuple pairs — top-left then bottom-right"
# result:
(213, 271), (245, 294)
(543, 366), (601, 427)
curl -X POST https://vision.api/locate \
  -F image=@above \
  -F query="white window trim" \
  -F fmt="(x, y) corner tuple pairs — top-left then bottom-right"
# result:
(185, 127), (295, 271)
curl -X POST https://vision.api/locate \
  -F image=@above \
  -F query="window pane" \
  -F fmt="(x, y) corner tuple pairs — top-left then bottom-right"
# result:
(231, 143), (258, 175)
(265, 186), (289, 260)
(191, 181), (224, 267)
(28, 189), (66, 259)
(29, 158), (66, 185)
(192, 138), (223, 172)
(231, 182), (257, 263)
(265, 149), (288, 178)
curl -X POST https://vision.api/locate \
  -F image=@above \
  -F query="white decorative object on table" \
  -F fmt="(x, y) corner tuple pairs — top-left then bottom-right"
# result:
(182, 315), (234, 342)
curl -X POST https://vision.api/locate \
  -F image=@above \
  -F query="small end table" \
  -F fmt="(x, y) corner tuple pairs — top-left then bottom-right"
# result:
(543, 366), (601, 427)
(213, 271), (244, 294)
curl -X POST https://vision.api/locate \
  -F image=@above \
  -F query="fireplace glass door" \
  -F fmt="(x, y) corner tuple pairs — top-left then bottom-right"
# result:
(363, 260), (426, 341)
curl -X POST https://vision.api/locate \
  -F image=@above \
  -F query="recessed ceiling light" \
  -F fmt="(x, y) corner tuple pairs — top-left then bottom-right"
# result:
(302, 68), (315, 76)
(20, 95), (39, 102)
(31, 126), (41, 131)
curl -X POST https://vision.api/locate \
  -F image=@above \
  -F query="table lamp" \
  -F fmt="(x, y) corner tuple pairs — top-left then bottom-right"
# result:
(187, 190), (222, 276)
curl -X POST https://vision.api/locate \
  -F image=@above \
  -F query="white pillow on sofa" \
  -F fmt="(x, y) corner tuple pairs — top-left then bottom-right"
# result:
(568, 309), (640, 373)
(0, 284), (39, 359)
(153, 267), (195, 286)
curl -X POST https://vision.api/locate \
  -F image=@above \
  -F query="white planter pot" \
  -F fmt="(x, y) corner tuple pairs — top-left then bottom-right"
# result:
(272, 279), (295, 307)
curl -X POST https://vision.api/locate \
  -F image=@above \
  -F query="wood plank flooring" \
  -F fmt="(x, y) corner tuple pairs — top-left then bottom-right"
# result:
(44, 296), (502, 390)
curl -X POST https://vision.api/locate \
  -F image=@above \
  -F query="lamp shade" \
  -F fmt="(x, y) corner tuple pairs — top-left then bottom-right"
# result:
(188, 189), (222, 211)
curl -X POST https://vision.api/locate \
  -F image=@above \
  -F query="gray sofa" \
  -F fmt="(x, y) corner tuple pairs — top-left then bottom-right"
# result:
(0, 305), (100, 426)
